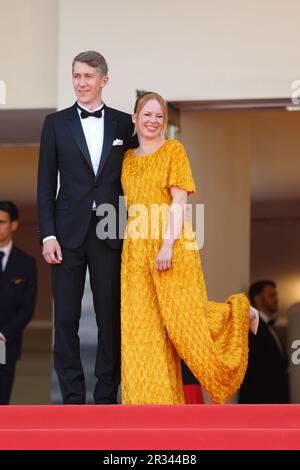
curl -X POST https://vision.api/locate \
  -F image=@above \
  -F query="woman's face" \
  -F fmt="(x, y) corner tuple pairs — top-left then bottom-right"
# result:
(134, 99), (165, 140)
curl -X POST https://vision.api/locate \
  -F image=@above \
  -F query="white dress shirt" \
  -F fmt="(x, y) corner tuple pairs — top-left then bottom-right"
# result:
(0, 240), (13, 271)
(43, 102), (105, 243)
(259, 310), (285, 357)
(77, 102), (105, 176)
(0, 240), (13, 341)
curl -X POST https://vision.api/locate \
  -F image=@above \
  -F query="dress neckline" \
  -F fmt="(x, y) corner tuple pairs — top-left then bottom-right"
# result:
(133, 140), (168, 158)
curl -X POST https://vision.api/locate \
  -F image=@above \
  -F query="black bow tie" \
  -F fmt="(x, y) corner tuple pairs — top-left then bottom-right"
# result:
(77, 104), (104, 119)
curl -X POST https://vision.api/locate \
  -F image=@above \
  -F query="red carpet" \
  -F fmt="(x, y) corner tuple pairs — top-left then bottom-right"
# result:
(0, 404), (299, 450)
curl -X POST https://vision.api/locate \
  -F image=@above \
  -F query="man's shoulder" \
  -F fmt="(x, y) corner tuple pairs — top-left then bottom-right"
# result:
(45, 104), (131, 123)
(105, 106), (132, 121)
(44, 105), (76, 122)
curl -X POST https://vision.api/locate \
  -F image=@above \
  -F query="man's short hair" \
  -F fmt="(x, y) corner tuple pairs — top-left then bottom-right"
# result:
(249, 280), (277, 304)
(72, 51), (108, 77)
(0, 201), (19, 221)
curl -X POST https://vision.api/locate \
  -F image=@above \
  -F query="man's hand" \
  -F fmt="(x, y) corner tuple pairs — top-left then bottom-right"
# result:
(42, 239), (63, 264)
(0, 332), (6, 343)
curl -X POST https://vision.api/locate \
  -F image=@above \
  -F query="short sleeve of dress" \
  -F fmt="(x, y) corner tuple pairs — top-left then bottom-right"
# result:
(162, 140), (196, 195)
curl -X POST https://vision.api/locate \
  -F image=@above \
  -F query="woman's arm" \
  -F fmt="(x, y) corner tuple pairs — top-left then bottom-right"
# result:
(155, 186), (187, 271)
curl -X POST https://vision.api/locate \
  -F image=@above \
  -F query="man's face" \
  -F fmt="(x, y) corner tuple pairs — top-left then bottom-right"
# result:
(0, 211), (18, 245)
(72, 61), (108, 107)
(256, 286), (279, 317)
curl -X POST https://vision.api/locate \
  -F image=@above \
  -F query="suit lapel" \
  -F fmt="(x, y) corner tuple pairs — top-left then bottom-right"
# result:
(67, 104), (94, 173)
(0, 245), (16, 290)
(96, 107), (117, 179)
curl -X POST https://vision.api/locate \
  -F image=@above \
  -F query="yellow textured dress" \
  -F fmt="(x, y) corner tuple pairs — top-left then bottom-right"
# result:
(121, 139), (249, 404)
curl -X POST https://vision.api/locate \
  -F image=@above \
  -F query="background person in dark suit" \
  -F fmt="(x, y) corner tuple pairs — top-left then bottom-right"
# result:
(239, 280), (289, 404)
(0, 201), (37, 405)
(37, 51), (136, 405)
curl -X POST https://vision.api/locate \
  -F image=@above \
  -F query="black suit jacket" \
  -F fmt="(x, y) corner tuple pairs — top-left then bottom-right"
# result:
(0, 246), (37, 363)
(239, 317), (289, 403)
(37, 103), (136, 249)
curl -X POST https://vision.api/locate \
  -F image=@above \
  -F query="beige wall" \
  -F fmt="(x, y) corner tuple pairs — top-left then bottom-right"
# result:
(249, 111), (300, 316)
(0, 0), (58, 109)
(251, 201), (300, 316)
(250, 111), (300, 201)
(181, 109), (300, 312)
(0, 147), (52, 323)
(0, 147), (39, 204)
(1, 1), (298, 110)
(180, 110), (251, 300)
(58, 0), (300, 111)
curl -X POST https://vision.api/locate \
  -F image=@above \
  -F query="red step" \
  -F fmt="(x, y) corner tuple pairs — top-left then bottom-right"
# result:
(0, 404), (299, 450)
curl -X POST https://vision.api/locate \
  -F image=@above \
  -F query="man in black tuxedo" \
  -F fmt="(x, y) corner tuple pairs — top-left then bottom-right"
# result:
(239, 280), (289, 403)
(0, 201), (37, 405)
(37, 51), (136, 404)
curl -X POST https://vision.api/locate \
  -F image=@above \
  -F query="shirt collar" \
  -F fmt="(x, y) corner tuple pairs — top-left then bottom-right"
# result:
(0, 240), (13, 258)
(76, 101), (104, 113)
(258, 310), (271, 324)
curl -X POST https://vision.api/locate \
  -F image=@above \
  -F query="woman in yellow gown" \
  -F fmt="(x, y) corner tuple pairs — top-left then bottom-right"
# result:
(121, 92), (258, 404)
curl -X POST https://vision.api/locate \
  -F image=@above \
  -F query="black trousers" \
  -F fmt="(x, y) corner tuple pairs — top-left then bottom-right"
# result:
(0, 361), (16, 405)
(52, 213), (121, 404)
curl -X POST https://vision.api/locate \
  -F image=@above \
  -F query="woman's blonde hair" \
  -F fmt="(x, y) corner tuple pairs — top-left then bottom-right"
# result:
(133, 91), (168, 137)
